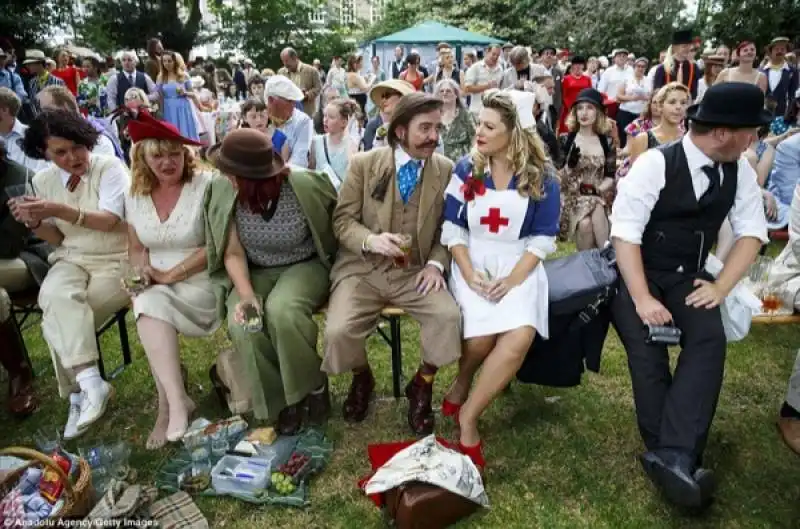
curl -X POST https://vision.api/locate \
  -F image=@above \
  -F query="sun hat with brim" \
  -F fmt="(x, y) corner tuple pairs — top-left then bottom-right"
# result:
(686, 82), (772, 128)
(265, 75), (304, 102)
(206, 128), (285, 180)
(128, 111), (204, 146)
(767, 36), (791, 50)
(369, 79), (415, 107)
(703, 55), (727, 66)
(22, 50), (47, 65)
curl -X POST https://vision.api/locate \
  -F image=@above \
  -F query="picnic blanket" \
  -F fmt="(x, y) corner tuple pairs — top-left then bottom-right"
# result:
(86, 479), (208, 528)
(155, 429), (333, 508)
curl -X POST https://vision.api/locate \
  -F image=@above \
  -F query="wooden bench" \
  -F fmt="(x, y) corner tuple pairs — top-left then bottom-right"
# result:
(317, 306), (407, 399)
(10, 289), (133, 381)
(752, 313), (800, 324)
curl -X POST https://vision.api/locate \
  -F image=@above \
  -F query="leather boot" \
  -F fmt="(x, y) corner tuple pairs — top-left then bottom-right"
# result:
(405, 372), (435, 436)
(0, 316), (38, 417)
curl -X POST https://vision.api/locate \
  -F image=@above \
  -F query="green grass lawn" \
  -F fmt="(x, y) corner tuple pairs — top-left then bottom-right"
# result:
(3, 248), (800, 528)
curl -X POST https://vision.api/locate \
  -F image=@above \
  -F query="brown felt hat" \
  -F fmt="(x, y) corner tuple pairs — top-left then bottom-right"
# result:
(206, 128), (285, 180)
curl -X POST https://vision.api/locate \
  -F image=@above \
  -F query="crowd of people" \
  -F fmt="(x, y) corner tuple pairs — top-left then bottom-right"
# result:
(0, 28), (799, 515)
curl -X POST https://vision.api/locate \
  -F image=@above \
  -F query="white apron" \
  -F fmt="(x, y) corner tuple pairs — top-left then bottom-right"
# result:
(449, 187), (550, 339)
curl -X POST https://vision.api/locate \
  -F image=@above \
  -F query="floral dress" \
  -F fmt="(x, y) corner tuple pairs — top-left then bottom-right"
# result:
(558, 134), (616, 240)
(77, 77), (106, 118)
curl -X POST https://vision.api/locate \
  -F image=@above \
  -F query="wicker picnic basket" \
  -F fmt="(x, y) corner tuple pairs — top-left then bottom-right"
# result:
(0, 447), (94, 519)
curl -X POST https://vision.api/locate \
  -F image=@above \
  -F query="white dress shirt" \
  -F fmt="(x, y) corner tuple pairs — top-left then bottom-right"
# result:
(56, 155), (128, 218)
(2, 120), (50, 174)
(598, 65), (633, 101)
(360, 147), (444, 271)
(279, 108), (312, 168)
(105, 69), (158, 112)
(611, 134), (768, 246)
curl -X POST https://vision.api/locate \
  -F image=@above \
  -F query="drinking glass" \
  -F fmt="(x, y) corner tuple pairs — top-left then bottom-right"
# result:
(748, 256), (772, 288)
(120, 258), (149, 295)
(393, 234), (413, 268)
(210, 423), (229, 459)
(184, 435), (211, 477)
(33, 428), (61, 454)
(482, 255), (501, 281)
(238, 296), (263, 333)
(5, 182), (35, 202)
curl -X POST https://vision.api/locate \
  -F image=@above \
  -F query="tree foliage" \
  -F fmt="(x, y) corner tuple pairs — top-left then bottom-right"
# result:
(76, 0), (204, 59)
(0, 0), (72, 50)
(360, 0), (685, 58)
(214, 0), (353, 70)
(534, 0), (687, 58)
(705, 0), (800, 50)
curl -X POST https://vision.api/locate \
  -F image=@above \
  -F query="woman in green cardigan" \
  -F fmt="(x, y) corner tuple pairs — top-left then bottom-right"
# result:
(204, 128), (338, 434)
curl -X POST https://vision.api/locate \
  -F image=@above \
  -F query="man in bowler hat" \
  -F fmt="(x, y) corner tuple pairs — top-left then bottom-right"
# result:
(609, 82), (770, 509)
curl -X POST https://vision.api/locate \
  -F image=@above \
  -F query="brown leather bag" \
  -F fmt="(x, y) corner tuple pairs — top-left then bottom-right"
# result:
(384, 481), (480, 529)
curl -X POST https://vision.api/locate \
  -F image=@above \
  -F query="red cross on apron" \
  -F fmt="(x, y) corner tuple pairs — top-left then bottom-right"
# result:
(480, 207), (509, 233)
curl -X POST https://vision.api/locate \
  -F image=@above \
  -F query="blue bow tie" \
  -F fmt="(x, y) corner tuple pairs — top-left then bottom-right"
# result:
(397, 159), (420, 204)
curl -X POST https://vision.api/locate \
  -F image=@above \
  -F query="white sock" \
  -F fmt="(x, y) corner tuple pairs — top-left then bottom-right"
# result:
(75, 366), (104, 393)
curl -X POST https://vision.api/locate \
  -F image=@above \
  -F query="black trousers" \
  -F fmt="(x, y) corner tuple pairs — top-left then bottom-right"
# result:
(616, 109), (639, 149)
(611, 270), (727, 460)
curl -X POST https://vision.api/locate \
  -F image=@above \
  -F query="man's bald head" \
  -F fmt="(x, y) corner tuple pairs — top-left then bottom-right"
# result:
(280, 47), (300, 72)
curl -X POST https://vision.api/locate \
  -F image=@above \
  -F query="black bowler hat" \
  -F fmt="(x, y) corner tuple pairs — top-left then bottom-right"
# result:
(540, 45), (557, 54)
(672, 29), (694, 45)
(686, 82), (772, 128)
(570, 55), (587, 65)
(573, 88), (605, 111)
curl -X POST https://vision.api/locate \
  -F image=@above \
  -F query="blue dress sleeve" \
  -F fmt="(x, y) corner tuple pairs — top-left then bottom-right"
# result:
(520, 171), (561, 238)
(272, 129), (287, 152)
(442, 156), (473, 230)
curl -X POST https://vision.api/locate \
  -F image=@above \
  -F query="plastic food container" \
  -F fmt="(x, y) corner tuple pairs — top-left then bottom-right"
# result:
(254, 435), (298, 467)
(210, 455), (272, 495)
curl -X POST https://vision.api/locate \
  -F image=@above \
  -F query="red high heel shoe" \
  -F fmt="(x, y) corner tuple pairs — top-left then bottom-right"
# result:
(458, 440), (485, 469)
(441, 398), (462, 425)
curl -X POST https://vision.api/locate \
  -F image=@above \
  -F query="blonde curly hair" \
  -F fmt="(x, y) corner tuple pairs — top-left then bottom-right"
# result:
(653, 81), (690, 105)
(471, 90), (552, 200)
(130, 138), (198, 196)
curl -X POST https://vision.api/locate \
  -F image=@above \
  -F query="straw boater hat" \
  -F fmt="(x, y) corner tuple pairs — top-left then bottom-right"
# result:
(703, 55), (726, 67)
(22, 50), (46, 65)
(686, 83), (772, 128)
(206, 128), (285, 180)
(369, 79), (415, 107)
(767, 36), (791, 50)
(127, 111), (204, 146)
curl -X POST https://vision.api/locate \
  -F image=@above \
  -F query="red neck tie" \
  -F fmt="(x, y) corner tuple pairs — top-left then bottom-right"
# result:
(66, 174), (81, 192)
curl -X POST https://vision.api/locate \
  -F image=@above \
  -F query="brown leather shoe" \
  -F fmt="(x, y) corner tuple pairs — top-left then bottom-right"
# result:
(405, 377), (434, 436)
(778, 417), (800, 455)
(277, 403), (304, 436)
(307, 382), (331, 427)
(342, 369), (375, 423)
(8, 370), (38, 417)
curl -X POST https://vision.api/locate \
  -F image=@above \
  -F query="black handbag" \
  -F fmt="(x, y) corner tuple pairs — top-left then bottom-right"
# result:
(543, 246), (617, 303)
(517, 283), (618, 387)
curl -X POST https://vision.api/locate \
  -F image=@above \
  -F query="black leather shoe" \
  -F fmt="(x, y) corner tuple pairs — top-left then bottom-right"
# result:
(639, 449), (711, 509)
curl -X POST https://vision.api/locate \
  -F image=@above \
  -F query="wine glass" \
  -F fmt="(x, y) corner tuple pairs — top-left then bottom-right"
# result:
(120, 258), (149, 295)
(482, 255), (501, 281)
(5, 182), (35, 204)
(237, 296), (263, 333)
